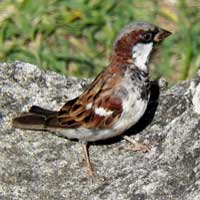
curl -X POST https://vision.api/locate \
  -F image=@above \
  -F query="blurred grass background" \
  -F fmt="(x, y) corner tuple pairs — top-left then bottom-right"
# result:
(0, 0), (199, 84)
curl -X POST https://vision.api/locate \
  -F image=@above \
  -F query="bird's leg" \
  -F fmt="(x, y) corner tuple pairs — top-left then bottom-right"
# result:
(123, 135), (151, 153)
(82, 143), (95, 177)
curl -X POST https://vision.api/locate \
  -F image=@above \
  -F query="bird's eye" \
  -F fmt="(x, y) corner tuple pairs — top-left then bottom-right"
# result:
(141, 32), (153, 42)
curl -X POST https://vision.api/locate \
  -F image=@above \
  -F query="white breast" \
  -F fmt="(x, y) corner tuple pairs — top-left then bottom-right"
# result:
(113, 91), (148, 132)
(113, 71), (149, 132)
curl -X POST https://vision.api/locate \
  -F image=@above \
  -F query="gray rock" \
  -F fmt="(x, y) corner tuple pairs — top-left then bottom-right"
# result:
(1, 61), (200, 200)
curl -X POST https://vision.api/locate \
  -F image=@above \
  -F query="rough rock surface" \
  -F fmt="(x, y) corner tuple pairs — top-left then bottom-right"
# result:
(1, 61), (200, 200)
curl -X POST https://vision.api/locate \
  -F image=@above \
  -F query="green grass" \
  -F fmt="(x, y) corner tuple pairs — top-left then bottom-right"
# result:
(0, 0), (199, 83)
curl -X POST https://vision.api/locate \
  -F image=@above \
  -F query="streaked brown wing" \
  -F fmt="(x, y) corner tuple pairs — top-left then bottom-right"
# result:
(46, 69), (123, 129)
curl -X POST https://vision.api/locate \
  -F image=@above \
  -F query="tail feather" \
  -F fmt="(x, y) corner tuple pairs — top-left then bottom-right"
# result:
(12, 113), (47, 130)
(13, 105), (59, 131)
(29, 105), (58, 116)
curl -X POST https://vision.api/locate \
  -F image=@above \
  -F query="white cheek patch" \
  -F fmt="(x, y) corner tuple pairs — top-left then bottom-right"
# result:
(132, 42), (153, 71)
(95, 107), (113, 117)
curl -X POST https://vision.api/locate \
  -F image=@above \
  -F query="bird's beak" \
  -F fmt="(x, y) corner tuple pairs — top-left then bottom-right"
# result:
(154, 28), (172, 42)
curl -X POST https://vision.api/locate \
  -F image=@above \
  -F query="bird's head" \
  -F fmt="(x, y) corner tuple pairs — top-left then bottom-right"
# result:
(110, 22), (171, 72)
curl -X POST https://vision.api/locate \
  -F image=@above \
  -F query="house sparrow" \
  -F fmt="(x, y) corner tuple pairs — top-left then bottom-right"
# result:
(13, 21), (171, 177)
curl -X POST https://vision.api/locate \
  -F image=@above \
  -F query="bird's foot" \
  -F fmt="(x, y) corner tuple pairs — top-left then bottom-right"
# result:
(123, 135), (151, 153)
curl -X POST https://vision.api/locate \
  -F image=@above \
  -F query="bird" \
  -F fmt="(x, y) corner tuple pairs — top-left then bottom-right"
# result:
(12, 21), (171, 177)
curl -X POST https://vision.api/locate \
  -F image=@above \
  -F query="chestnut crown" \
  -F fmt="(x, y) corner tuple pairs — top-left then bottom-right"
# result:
(114, 22), (171, 47)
